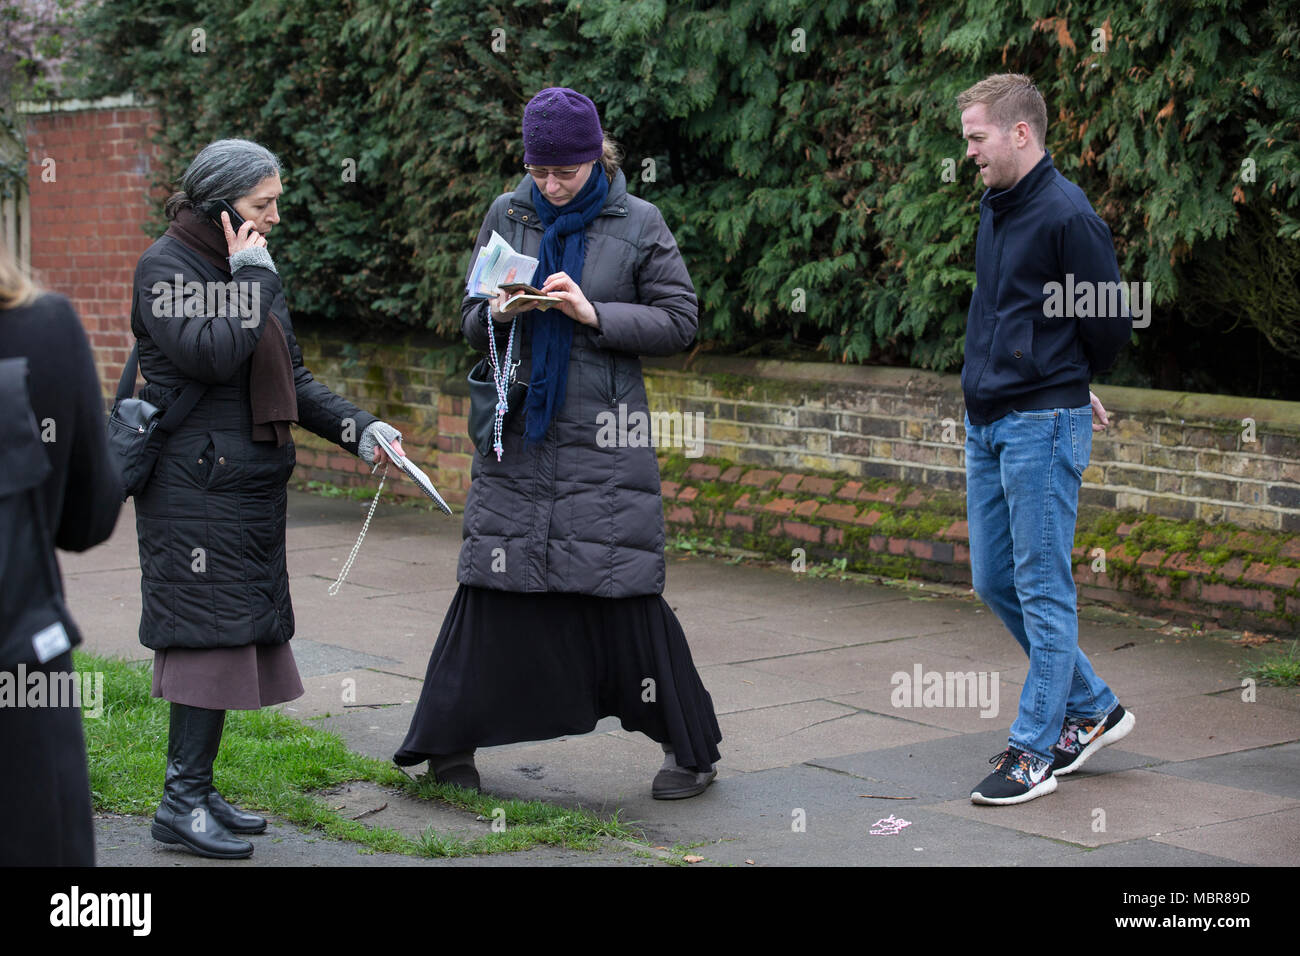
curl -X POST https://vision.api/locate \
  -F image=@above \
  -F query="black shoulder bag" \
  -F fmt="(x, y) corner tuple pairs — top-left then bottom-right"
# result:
(107, 300), (208, 498)
(467, 311), (527, 459)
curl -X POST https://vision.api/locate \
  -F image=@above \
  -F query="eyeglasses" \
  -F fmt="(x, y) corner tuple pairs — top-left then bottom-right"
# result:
(524, 164), (584, 181)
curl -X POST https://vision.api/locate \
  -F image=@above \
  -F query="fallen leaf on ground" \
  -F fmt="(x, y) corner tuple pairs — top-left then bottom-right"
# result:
(1236, 631), (1277, 647)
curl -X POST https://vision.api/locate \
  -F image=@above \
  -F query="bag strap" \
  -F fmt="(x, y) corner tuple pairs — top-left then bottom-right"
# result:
(119, 287), (209, 433)
(116, 342), (141, 401)
(116, 288), (143, 401)
(157, 380), (208, 432)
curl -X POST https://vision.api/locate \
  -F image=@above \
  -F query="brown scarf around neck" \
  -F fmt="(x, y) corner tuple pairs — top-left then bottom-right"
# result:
(165, 206), (298, 445)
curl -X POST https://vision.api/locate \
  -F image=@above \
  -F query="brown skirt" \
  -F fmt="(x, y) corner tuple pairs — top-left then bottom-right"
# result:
(151, 642), (304, 710)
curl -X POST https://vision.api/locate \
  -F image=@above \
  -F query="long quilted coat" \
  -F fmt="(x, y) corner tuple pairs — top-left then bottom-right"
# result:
(457, 169), (697, 597)
(131, 226), (376, 649)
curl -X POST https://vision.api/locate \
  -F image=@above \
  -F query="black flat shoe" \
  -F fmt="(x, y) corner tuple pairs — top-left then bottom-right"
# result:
(435, 764), (481, 791)
(652, 766), (716, 800)
(427, 751), (480, 791)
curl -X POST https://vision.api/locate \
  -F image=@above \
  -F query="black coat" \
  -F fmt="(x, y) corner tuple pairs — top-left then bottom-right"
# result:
(131, 227), (376, 650)
(0, 293), (122, 665)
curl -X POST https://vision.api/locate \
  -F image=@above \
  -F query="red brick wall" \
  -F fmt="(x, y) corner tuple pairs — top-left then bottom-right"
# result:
(24, 102), (162, 397)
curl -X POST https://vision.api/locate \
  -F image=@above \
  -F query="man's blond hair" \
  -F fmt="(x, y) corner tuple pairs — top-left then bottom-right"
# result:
(957, 74), (1047, 148)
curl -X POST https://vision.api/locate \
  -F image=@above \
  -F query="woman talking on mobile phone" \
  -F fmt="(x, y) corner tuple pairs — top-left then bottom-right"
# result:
(130, 138), (406, 859)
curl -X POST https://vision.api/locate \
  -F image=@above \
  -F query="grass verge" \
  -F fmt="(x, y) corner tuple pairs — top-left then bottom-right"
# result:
(78, 651), (641, 858)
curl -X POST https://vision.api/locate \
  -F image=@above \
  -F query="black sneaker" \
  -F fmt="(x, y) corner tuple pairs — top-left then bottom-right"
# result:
(970, 746), (1057, 805)
(1051, 704), (1135, 776)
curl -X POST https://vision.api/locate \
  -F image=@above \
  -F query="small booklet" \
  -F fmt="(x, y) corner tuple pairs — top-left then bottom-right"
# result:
(382, 443), (453, 515)
(466, 231), (562, 308)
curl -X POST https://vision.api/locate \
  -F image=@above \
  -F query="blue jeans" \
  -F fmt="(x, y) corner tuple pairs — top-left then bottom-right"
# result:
(964, 406), (1118, 764)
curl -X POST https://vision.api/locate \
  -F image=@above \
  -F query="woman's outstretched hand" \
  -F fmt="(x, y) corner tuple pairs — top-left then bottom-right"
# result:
(221, 211), (266, 257)
(539, 271), (598, 328)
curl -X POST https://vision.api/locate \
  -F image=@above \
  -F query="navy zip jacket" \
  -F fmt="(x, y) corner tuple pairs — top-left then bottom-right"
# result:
(961, 150), (1131, 425)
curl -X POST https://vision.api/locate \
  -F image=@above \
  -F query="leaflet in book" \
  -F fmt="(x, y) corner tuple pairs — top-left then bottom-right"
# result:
(466, 231), (541, 299)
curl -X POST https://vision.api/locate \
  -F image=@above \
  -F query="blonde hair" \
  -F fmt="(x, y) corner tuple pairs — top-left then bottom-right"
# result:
(598, 134), (623, 184)
(0, 240), (37, 310)
(956, 73), (1048, 148)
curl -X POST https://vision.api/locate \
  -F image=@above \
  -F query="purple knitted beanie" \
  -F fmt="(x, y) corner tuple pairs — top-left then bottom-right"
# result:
(522, 88), (603, 166)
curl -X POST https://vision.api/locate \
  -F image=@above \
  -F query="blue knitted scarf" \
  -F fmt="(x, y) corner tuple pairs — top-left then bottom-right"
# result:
(523, 165), (609, 443)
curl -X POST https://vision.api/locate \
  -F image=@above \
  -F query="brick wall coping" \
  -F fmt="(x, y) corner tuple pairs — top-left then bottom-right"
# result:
(18, 92), (147, 114)
(642, 355), (1300, 432)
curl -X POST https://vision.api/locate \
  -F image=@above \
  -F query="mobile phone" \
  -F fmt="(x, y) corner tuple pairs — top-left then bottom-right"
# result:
(498, 282), (544, 295)
(207, 199), (247, 233)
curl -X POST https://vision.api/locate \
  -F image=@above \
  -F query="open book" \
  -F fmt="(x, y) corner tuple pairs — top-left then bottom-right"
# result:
(465, 231), (561, 310)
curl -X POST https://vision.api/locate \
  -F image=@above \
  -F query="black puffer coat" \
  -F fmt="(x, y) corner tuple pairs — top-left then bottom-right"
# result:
(132, 227), (376, 650)
(456, 169), (697, 597)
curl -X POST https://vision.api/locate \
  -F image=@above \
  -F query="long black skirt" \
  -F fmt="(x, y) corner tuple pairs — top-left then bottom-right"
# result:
(394, 585), (722, 772)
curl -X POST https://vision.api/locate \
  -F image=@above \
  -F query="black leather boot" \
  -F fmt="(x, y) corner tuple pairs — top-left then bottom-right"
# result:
(209, 789), (267, 834)
(151, 703), (253, 859)
(204, 712), (268, 834)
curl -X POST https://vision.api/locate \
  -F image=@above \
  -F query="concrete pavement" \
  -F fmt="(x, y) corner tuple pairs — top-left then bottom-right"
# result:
(62, 489), (1300, 866)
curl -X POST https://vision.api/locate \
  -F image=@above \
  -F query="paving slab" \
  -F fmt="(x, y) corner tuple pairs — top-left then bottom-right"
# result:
(286, 638), (403, 680)
(712, 698), (953, 772)
(932, 769), (1300, 848)
(664, 557), (901, 611)
(667, 620), (837, 666)
(1051, 838), (1243, 867)
(1111, 696), (1300, 762)
(1149, 807), (1300, 867)
(742, 639), (1024, 709)
(364, 589), (460, 616)
(1150, 741), (1300, 800)
(1252, 685), (1300, 714)
(746, 597), (967, 645)
(313, 780), (481, 840)
(282, 667), (423, 720)
(828, 681), (1026, 734)
(1076, 636), (1254, 706)
(290, 598), (434, 681)
(693, 661), (835, 715)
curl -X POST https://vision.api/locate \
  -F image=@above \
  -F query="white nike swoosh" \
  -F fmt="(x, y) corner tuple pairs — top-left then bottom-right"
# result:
(1077, 722), (1106, 745)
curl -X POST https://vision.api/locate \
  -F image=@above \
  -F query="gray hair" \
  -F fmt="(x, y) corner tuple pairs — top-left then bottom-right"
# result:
(164, 138), (281, 219)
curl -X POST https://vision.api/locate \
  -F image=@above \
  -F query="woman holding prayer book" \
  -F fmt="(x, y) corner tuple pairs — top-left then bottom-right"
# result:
(394, 88), (721, 799)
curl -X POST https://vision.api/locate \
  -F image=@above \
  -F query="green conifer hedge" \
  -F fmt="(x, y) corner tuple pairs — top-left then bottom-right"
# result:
(74, 0), (1300, 396)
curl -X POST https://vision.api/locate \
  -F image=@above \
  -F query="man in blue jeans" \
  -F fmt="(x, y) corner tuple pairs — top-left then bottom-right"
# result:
(957, 74), (1136, 805)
